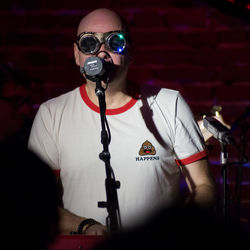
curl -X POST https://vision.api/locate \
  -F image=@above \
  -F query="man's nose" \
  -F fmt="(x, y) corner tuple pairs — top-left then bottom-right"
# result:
(100, 43), (106, 50)
(97, 43), (107, 54)
(97, 44), (112, 60)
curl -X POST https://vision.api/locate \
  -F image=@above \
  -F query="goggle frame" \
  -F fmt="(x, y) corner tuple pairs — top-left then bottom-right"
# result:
(76, 30), (127, 55)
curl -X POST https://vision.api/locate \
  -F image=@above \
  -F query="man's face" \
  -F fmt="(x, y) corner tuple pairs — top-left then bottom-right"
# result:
(74, 13), (130, 84)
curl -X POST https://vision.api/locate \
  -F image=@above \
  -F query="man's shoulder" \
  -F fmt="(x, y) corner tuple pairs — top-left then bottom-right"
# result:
(139, 84), (180, 104)
(157, 87), (180, 99)
(41, 87), (80, 109)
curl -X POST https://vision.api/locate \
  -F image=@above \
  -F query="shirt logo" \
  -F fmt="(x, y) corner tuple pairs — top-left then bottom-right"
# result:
(136, 140), (159, 162)
(139, 140), (156, 156)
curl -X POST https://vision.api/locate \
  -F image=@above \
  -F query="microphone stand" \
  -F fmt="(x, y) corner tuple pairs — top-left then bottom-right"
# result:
(220, 141), (229, 222)
(203, 117), (233, 222)
(94, 78), (122, 234)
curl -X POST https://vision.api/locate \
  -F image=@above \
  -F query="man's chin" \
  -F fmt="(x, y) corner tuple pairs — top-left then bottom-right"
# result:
(107, 66), (127, 84)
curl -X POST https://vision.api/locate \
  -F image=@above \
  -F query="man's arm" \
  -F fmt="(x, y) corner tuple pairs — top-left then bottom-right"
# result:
(181, 158), (217, 209)
(58, 207), (107, 235)
(56, 176), (107, 236)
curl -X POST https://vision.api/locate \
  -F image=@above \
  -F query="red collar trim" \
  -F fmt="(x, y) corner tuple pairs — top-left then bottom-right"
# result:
(79, 84), (137, 115)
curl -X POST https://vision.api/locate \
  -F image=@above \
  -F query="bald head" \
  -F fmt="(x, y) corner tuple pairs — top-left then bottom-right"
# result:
(77, 8), (124, 35)
(73, 8), (132, 81)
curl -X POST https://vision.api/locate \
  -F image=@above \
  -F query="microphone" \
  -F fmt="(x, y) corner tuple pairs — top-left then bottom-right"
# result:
(82, 55), (113, 81)
(203, 116), (234, 145)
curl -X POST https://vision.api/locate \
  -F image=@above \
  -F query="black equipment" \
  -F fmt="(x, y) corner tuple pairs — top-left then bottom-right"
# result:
(83, 52), (122, 233)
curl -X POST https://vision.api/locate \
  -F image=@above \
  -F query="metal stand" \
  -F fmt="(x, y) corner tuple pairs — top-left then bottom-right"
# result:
(94, 79), (122, 233)
(220, 142), (229, 222)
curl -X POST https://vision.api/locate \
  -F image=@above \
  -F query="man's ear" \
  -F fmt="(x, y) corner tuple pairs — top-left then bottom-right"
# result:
(73, 43), (80, 66)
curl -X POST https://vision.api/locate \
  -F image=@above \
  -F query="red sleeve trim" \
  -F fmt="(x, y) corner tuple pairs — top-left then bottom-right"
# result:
(79, 84), (137, 115)
(53, 169), (61, 177)
(175, 150), (207, 166)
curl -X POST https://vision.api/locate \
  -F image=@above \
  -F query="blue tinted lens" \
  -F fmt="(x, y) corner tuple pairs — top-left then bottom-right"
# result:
(108, 33), (126, 53)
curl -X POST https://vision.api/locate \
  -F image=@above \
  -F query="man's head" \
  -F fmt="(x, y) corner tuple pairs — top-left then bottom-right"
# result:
(73, 8), (131, 85)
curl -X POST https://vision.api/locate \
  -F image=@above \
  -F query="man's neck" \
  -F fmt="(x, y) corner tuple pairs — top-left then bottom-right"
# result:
(85, 79), (132, 109)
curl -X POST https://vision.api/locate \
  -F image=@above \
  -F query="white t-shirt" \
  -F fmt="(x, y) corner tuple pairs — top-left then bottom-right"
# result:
(28, 84), (207, 228)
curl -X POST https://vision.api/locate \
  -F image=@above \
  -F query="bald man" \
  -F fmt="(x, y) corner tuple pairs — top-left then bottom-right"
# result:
(28, 8), (217, 236)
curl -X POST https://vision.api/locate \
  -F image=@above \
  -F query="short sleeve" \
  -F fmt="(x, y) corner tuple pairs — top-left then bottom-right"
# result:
(173, 93), (207, 166)
(28, 103), (60, 171)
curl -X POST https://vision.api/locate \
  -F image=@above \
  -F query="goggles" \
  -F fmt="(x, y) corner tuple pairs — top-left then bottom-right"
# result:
(76, 30), (126, 55)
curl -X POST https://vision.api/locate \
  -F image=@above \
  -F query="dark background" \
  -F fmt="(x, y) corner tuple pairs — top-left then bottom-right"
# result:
(1, 0), (249, 233)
